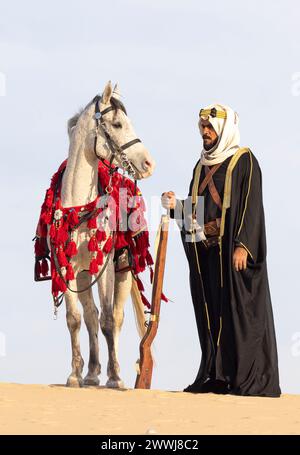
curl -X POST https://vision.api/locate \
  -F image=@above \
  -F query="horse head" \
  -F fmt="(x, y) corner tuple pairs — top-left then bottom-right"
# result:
(68, 81), (155, 180)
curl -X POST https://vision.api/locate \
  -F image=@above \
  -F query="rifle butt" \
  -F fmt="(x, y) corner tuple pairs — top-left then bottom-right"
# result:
(135, 348), (154, 389)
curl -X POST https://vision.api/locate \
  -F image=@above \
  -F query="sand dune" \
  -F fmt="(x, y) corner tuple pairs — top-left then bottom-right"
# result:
(0, 383), (299, 435)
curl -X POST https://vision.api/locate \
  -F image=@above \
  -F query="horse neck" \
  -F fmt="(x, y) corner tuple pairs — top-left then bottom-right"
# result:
(61, 131), (99, 208)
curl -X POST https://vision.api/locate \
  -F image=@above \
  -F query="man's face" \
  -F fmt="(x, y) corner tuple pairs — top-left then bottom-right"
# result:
(200, 118), (218, 151)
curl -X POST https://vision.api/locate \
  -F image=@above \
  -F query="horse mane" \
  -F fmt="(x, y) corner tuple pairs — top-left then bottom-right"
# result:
(67, 96), (127, 138)
(67, 110), (83, 138)
(110, 96), (127, 115)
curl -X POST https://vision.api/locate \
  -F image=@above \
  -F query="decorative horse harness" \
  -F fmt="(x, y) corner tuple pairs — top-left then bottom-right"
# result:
(38, 94), (146, 309)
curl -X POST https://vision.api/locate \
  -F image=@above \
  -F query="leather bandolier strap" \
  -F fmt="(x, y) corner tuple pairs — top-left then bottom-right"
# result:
(198, 162), (222, 195)
(198, 163), (223, 245)
(204, 165), (223, 211)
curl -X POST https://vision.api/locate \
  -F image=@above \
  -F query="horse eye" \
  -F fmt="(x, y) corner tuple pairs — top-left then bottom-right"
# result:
(112, 122), (122, 129)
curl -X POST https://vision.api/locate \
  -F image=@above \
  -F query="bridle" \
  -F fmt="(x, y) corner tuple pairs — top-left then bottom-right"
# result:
(92, 94), (142, 181)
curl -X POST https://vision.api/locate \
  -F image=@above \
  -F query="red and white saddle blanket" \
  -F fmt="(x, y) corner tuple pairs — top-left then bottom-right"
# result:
(34, 159), (165, 308)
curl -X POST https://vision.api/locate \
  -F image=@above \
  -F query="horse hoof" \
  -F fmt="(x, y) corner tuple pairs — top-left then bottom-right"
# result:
(106, 378), (125, 389)
(83, 375), (100, 386)
(66, 375), (83, 388)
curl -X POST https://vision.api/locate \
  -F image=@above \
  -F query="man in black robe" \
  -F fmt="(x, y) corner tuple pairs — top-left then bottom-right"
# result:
(161, 103), (281, 397)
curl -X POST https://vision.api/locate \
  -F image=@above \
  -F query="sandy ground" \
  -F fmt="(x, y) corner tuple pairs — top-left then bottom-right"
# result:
(0, 383), (299, 435)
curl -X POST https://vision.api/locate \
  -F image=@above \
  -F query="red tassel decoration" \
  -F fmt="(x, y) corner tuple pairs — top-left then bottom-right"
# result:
(161, 292), (168, 302)
(133, 255), (141, 274)
(52, 272), (66, 294)
(139, 255), (146, 271)
(103, 236), (113, 254)
(52, 273), (60, 295)
(58, 250), (68, 267)
(46, 211), (53, 224)
(41, 258), (49, 277)
(56, 226), (69, 244)
(115, 232), (128, 250)
(136, 276), (144, 292)
(125, 232), (135, 254)
(146, 251), (154, 266)
(65, 240), (78, 257)
(87, 218), (97, 229)
(134, 234), (143, 255)
(89, 258), (99, 275)
(88, 236), (99, 252)
(96, 250), (103, 266)
(42, 210), (52, 225)
(45, 188), (54, 208)
(96, 229), (106, 243)
(68, 210), (79, 227)
(34, 238), (42, 257)
(41, 223), (48, 237)
(49, 223), (56, 239)
(38, 160), (154, 304)
(141, 293), (151, 309)
(135, 232), (149, 256)
(66, 264), (75, 281)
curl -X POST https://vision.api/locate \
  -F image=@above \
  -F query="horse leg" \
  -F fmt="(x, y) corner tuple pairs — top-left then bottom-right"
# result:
(97, 254), (123, 388)
(65, 283), (84, 387)
(77, 271), (101, 386)
(97, 256), (119, 387)
(110, 269), (132, 383)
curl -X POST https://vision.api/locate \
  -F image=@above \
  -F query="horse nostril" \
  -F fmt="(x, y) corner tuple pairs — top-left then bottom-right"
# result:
(144, 160), (151, 169)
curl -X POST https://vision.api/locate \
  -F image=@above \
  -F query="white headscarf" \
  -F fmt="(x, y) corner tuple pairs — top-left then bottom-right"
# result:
(199, 103), (240, 166)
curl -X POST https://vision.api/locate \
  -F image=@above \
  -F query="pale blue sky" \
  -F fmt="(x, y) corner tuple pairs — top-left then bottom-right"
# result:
(0, 0), (299, 393)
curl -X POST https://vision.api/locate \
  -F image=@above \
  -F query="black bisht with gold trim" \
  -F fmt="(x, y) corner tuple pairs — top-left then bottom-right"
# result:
(171, 148), (281, 397)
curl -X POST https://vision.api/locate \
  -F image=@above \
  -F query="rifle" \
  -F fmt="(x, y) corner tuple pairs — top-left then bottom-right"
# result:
(135, 214), (169, 389)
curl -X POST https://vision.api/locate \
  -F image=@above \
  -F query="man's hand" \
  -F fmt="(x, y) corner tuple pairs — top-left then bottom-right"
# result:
(161, 191), (176, 210)
(233, 246), (248, 271)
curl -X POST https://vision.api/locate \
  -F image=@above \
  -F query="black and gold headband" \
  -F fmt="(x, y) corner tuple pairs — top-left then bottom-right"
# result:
(199, 107), (227, 119)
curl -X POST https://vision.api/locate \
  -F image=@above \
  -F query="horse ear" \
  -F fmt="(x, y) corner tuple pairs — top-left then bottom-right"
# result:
(113, 83), (121, 100)
(102, 81), (113, 104)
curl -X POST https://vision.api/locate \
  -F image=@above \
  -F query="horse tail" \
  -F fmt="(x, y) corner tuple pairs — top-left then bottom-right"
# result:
(131, 275), (156, 374)
(130, 277), (147, 339)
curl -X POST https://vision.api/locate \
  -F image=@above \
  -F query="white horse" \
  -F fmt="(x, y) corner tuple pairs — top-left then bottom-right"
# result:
(53, 81), (155, 388)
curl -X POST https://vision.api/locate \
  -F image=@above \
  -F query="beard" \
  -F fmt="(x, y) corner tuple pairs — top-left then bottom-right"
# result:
(203, 136), (218, 151)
